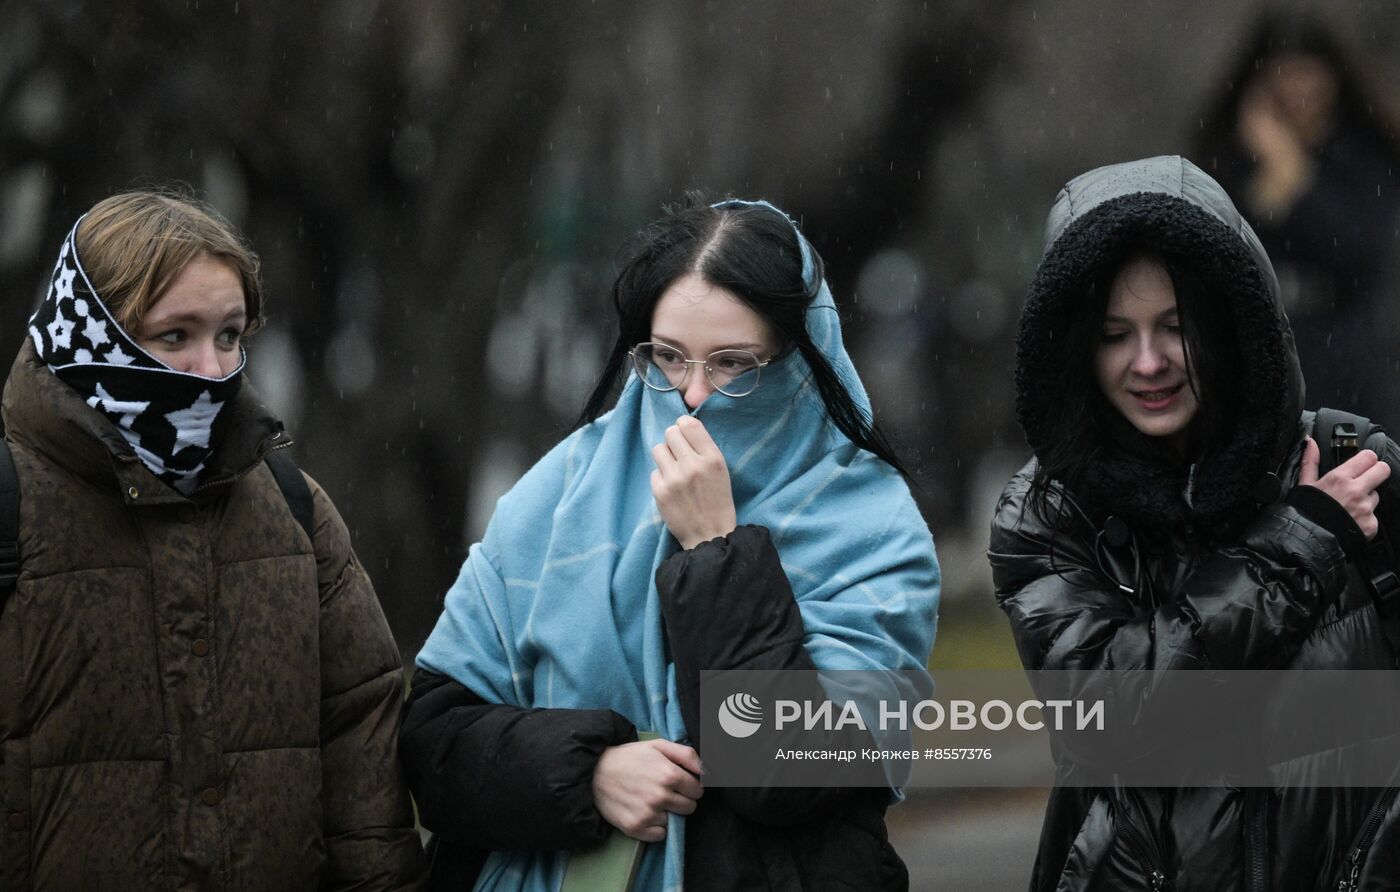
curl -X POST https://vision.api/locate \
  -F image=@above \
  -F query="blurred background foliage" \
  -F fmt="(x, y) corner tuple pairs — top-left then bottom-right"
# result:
(4, 0), (1400, 673)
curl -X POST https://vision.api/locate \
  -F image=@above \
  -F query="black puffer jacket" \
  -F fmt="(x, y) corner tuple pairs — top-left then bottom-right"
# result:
(991, 156), (1400, 892)
(401, 525), (906, 891)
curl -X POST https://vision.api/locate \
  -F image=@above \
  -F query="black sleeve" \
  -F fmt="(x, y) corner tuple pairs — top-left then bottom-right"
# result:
(399, 669), (637, 851)
(1287, 485), (1368, 564)
(654, 524), (886, 827)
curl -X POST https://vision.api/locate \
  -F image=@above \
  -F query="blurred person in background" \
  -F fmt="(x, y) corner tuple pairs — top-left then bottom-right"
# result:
(1196, 11), (1400, 418)
(400, 196), (940, 891)
(0, 191), (426, 889)
(991, 156), (1400, 890)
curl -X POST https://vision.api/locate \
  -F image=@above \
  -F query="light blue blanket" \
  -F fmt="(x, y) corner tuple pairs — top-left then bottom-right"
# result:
(417, 214), (940, 892)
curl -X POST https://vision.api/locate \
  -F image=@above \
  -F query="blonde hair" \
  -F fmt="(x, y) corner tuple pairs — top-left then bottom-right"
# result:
(74, 189), (265, 335)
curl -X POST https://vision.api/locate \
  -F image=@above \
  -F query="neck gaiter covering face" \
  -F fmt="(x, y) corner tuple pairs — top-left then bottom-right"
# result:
(27, 221), (246, 495)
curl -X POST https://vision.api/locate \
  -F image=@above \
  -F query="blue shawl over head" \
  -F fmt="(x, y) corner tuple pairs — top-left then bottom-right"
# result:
(417, 202), (940, 892)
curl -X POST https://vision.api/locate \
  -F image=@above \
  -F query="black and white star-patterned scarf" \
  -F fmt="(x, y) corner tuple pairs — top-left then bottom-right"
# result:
(28, 220), (245, 495)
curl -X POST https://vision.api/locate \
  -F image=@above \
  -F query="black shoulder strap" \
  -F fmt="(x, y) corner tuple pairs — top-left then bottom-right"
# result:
(0, 439), (18, 615)
(264, 449), (315, 542)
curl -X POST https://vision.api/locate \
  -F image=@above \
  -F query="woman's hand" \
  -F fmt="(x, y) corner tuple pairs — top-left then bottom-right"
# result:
(1299, 436), (1392, 540)
(651, 415), (737, 550)
(592, 739), (704, 842)
(1239, 84), (1311, 216)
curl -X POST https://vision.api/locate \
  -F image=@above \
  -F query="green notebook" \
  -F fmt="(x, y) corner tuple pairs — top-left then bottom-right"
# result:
(560, 731), (658, 892)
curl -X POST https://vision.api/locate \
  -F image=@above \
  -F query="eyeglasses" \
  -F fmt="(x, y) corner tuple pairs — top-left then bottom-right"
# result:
(629, 342), (771, 398)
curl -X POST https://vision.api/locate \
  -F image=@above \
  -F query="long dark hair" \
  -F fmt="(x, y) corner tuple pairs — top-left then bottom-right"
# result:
(1027, 244), (1245, 521)
(577, 192), (910, 477)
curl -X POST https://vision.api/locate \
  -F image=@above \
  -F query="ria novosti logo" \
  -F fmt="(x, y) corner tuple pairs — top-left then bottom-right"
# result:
(717, 692), (764, 738)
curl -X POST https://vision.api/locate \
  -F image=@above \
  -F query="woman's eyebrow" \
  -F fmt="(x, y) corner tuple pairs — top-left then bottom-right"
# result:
(149, 310), (239, 324)
(718, 341), (768, 352)
(649, 334), (689, 351)
(146, 309), (247, 327)
(650, 333), (766, 352)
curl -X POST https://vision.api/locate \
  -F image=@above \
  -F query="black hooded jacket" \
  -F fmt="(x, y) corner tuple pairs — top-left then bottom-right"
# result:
(991, 156), (1400, 891)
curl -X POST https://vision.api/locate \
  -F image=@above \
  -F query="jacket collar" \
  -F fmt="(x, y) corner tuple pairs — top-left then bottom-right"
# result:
(2, 338), (290, 505)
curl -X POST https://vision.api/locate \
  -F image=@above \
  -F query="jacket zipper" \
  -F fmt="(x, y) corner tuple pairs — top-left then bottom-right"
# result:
(1337, 786), (1398, 892)
(190, 439), (293, 495)
(1116, 809), (1171, 891)
(1246, 789), (1269, 892)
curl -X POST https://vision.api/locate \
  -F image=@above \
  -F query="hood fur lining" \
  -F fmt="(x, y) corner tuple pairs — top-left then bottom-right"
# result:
(1017, 192), (1297, 535)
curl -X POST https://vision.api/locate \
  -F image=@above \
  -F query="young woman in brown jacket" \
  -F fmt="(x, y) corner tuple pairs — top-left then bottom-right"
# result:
(0, 191), (426, 890)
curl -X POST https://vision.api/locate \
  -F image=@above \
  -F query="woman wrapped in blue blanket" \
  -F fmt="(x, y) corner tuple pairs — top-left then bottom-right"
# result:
(401, 196), (940, 891)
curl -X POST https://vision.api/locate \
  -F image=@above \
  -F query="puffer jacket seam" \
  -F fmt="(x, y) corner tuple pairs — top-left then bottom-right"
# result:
(742, 634), (808, 664)
(29, 756), (167, 770)
(21, 564), (147, 584)
(319, 544), (359, 608)
(323, 665), (400, 703)
(324, 823), (418, 838)
(670, 635), (809, 696)
(216, 551), (316, 569)
(1041, 606), (1095, 669)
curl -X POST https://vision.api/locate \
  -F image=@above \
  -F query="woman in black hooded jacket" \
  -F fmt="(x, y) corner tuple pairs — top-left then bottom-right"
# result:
(991, 155), (1400, 891)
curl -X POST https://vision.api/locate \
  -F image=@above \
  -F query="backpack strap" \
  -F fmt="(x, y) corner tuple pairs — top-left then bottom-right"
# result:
(265, 448), (315, 543)
(0, 440), (18, 617)
(1312, 407), (1386, 477)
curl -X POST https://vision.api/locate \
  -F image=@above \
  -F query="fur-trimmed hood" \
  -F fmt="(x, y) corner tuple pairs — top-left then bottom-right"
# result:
(1016, 155), (1304, 535)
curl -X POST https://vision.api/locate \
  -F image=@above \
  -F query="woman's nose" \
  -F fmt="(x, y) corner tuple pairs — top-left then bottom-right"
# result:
(184, 340), (225, 378)
(1130, 337), (1169, 377)
(682, 367), (714, 409)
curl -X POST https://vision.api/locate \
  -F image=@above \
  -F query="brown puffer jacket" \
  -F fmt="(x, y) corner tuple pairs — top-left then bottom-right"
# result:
(0, 341), (427, 890)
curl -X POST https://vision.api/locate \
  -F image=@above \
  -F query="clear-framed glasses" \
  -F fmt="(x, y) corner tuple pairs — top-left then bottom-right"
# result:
(629, 342), (771, 398)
